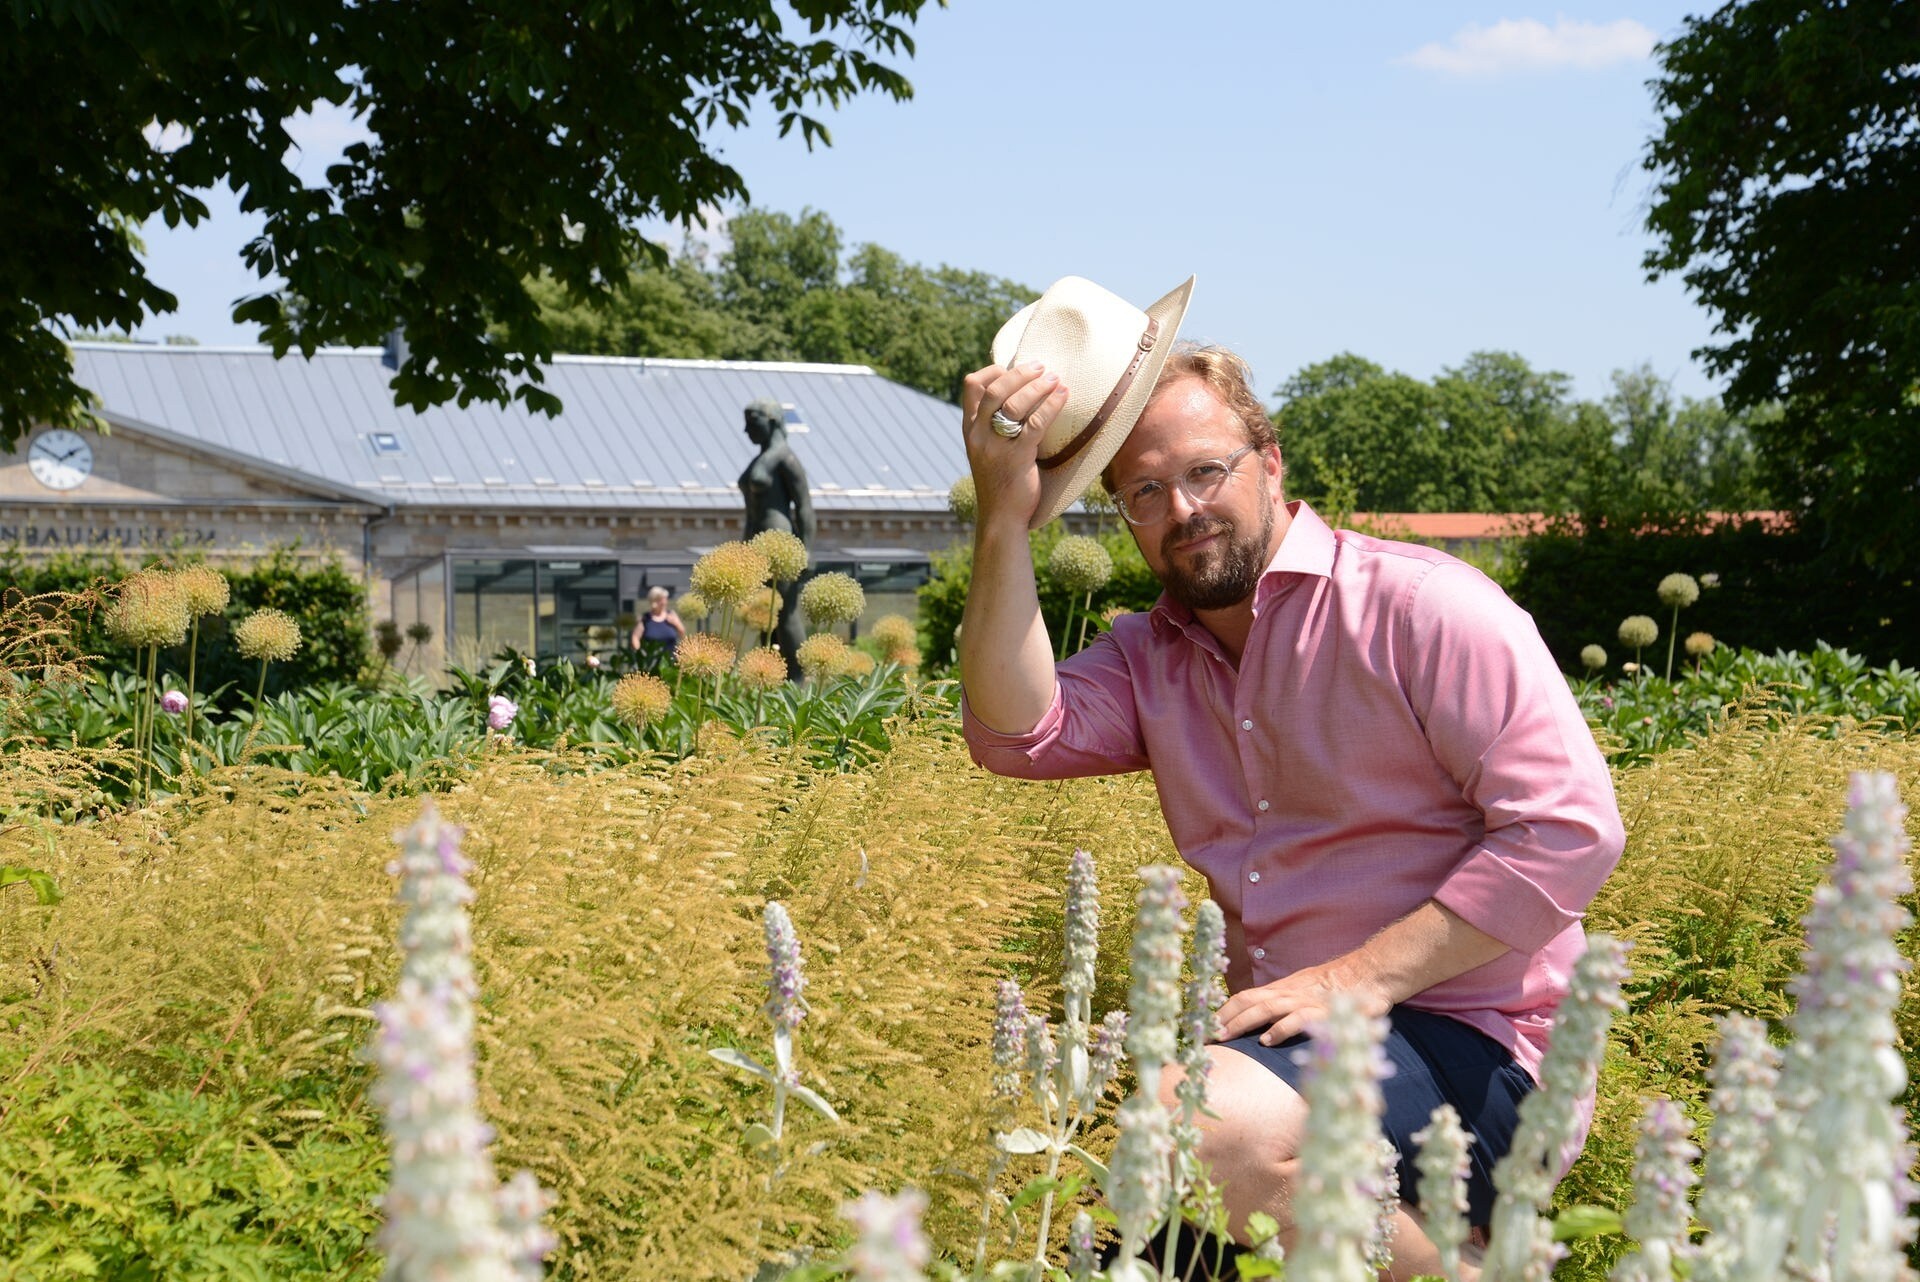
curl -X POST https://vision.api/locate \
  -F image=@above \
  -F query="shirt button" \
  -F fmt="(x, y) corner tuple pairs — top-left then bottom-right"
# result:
(1257, 799), (1270, 812)
(1248, 870), (1261, 883)
(1253, 947), (1267, 960)
(1240, 718), (1253, 730)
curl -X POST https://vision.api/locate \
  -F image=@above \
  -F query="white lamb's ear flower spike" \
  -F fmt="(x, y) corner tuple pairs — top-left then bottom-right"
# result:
(1691, 1014), (1779, 1282)
(1608, 1098), (1699, 1282)
(1123, 865), (1188, 1100)
(1413, 1104), (1471, 1282)
(1741, 770), (1915, 1282)
(1482, 934), (1631, 1282)
(840, 1188), (931, 1282)
(1062, 849), (1100, 1035)
(1287, 992), (1393, 1282)
(1067, 1210), (1099, 1282)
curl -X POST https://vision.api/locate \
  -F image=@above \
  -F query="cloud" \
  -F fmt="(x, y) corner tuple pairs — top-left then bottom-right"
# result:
(1399, 17), (1657, 76)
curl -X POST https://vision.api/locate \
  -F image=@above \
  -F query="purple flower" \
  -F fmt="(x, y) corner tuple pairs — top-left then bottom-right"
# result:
(764, 901), (806, 1033)
(487, 694), (518, 730)
(160, 689), (188, 715)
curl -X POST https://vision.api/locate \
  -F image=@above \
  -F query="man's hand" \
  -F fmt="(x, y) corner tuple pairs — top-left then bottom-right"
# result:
(959, 361), (1069, 533)
(1213, 959), (1392, 1047)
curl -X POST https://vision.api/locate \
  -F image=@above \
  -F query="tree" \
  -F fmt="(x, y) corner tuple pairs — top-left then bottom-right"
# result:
(530, 206), (1033, 404)
(1643, 0), (1920, 570)
(1, 0), (935, 451)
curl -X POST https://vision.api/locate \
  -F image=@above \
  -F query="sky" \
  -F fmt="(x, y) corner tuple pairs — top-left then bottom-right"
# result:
(126, 2), (1725, 407)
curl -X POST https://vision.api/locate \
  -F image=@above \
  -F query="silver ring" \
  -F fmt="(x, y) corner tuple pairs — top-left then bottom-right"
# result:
(989, 410), (1025, 439)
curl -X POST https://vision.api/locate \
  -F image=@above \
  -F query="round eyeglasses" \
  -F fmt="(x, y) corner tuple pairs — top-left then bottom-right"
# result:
(1111, 444), (1261, 526)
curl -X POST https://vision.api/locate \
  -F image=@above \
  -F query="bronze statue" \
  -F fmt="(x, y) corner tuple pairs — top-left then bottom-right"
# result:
(739, 398), (815, 675)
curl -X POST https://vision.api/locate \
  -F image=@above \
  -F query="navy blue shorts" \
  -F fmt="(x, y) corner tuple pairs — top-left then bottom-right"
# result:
(1220, 1006), (1534, 1226)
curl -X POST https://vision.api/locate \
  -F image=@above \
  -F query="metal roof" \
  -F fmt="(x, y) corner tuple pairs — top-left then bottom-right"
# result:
(68, 343), (970, 513)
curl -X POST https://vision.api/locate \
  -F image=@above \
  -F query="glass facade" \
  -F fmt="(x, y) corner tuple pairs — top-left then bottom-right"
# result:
(449, 558), (619, 662)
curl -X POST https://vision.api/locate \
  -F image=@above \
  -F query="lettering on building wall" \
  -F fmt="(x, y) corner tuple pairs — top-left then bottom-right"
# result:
(0, 524), (221, 549)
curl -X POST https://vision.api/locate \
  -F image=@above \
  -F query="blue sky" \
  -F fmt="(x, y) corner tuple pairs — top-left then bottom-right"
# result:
(127, 2), (1721, 405)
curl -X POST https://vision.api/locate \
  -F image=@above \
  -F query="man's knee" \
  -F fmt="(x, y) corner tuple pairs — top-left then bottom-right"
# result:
(1161, 1045), (1308, 1174)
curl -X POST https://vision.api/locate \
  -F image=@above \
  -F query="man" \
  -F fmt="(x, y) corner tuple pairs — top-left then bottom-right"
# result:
(958, 290), (1623, 1278)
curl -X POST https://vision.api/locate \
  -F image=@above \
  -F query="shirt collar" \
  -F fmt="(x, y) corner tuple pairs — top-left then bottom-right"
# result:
(1148, 500), (1334, 636)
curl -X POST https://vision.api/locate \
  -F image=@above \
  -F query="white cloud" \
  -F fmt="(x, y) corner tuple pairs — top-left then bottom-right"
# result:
(1399, 17), (1656, 76)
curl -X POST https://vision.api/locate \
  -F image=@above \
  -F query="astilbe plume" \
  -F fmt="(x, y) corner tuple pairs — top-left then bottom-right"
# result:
(1690, 1015), (1779, 1282)
(796, 632), (848, 682)
(690, 541), (772, 608)
(368, 804), (554, 1282)
(750, 529), (809, 583)
(1608, 1099), (1698, 1282)
(840, 1189), (930, 1282)
(800, 572), (865, 629)
(674, 632), (734, 683)
(234, 607), (303, 661)
(608, 673), (673, 729)
(1741, 770), (1915, 1282)
(1287, 994), (1393, 1282)
(1482, 935), (1631, 1282)
(1413, 1104), (1472, 1282)
(735, 645), (789, 692)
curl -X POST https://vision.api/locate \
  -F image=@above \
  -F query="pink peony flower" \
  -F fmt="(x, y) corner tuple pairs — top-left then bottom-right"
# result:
(585, 653), (601, 669)
(487, 694), (518, 731)
(160, 689), (189, 715)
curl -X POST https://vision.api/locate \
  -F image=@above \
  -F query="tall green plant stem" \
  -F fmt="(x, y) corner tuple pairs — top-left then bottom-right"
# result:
(183, 617), (201, 773)
(1664, 605), (1680, 681)
(1075, 589), (1095, 654)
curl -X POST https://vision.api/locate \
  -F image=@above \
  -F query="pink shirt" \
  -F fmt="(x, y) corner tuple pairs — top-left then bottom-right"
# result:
(963, 502), (1624, 1084)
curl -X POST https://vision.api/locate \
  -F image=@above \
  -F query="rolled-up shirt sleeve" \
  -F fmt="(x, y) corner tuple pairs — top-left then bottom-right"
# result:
(1403, 563), (1625, 954)
(961, 631), (1151, 779)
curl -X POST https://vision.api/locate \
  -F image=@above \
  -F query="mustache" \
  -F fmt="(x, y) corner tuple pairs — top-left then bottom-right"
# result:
(1161, 514), (1233, 559)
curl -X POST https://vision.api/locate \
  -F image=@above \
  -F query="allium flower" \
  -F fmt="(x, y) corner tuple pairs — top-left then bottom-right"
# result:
(674, 591), (710, 623)
(1413, 1104), (1471, 1282)
(1048, 535), (1114, 595)
(1081, 477), (1115, 515)
(406, 620), (434, 645)
(739, 586), (783, 636)
(160, 689), (188, 715)
(495, 1169), (558, 1282)
(1288, 994), (1393, 1282)
(763, 900), (808, 1038)
(990, 979), (1030, 1103)
(610, 672), (673, 728)
(1742, 772), (1915, 1281)
(1617, 615), (1658, 650)
(106, 570), (191, 648)
(1692, 1014), (1779, 1266)
(233, 607), (302, 661)
(842, 649), (878, 678)
(1685, 631), (1716, 659)
(1610, 1099), (1698, 1282)
(750, 529), (809, 583)
(691, 541), (772, 607)
(174, 564), (230, 617)
(948, 475), (978, 523)
(486, 694), (518, 731)
(1124, 866), (1188, 1092)
(800, 572), (866, 628)
(1483, 935), (1630, 1282)
(674, 632), (735, 682)
(840, 1188), (930, 1282)
(1656, 573), (1700, 609)
(1062, 849), (1100, 1032)
(1699, 572), (1721, 589)
(869, 614), (918, 659)
(796, 631), (849, 682)
(735, 645), (789, 691)
(1580, 644), (1608, 671)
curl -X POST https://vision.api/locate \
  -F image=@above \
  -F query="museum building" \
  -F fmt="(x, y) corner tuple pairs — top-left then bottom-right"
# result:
(1, 339), (977, 665)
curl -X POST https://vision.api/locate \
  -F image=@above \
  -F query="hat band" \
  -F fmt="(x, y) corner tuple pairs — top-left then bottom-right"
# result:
(1036, 318), (1160, 473)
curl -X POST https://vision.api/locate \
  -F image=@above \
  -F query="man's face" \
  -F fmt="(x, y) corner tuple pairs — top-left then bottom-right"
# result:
(1109, 379), (1283, 613)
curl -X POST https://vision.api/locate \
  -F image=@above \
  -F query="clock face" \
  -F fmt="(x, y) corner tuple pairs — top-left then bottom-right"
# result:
(27, 428), (93, 491)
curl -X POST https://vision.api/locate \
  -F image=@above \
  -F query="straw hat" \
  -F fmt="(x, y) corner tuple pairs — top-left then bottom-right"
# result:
(991, 274), (1196, 529)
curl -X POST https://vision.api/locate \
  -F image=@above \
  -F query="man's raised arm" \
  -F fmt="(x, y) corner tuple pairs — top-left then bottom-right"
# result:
(956, 360), (1071, 735)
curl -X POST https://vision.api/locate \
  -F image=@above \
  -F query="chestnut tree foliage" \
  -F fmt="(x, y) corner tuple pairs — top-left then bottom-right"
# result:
(1642, 0), (1920, 571)
(0, 0), (935, 451)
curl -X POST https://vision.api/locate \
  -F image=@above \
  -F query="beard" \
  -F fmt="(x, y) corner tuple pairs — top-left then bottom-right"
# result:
(1157, 499), (1275, 612)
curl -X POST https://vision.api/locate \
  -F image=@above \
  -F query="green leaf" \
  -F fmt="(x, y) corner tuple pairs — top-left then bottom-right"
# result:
(1008, 1175), (1062, 1213)
(1064, 1142), (1108, 1184)
(708, 1047), (775, 1083)
(1234, 1259), (1286, 1280)
(741, 1122), (776, 1152)
(1552, 1203), (1626, 1241)
(788, 1082), (840, 1124)
(0, 867), (61, 905)
(995, 1126), (1051, 1155)
(1243, 1210), (1281, 1247)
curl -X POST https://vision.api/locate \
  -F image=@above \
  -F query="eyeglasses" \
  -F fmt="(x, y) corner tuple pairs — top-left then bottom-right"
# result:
(1111, 444), (1261, 526)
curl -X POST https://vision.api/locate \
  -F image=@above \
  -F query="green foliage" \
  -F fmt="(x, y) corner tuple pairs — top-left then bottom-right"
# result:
(1643, 0), (1920, 573)
(1273, 352), (1773, 521)
(529, 206), (1035, 404)
(0, 547), (370, 697)
(1508, 521), (1920, 670)
(1, 0), (936, 447)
